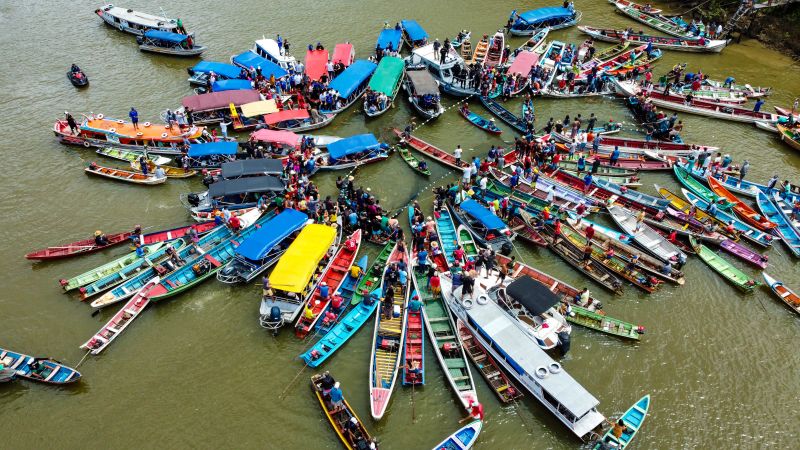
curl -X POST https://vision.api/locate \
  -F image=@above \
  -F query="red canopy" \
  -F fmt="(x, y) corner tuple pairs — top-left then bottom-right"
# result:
(250, 129), (300, 146)
(305, 49), (329, 81)
(507, 52), (540, 77)
(263, 109), (310, 125)
(332, 43), (354, 66)
(181, 90), (261, 111)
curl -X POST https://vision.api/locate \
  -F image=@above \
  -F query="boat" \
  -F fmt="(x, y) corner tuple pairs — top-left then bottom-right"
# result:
(489, 167), (600, 212)
(439, 273), (606, 440)
(393, 129), (470, 170)
(184, 175), (285, 213)
(593, 178), (671, 210)
(186, 61), (243, 86)
(401, 290), (425, 386)
(570, 304), (646, 340)
(469, 35), (488, 66)
(180, 89), (262, 126)
(305, 48), (329, 82)
(483, 30), (506, 68)
(613, 0), (662, 14)
(249, 128), (342, 154)
(250, 38), (297, 71)
(130, 160), (197, 178)
(554, 158), (639, 177)
(85, 162), (166, 185)
(376, 27), (403, 54)
(216, 209), (309, 284)
(689, 237), (760, 291)
(448, 199), (514, 255)
(674, 165), (734, 211)
(518, 27), (549, 54)
(709, 178), (777, 233)
(320, 60), (378, 114)
(96, 147), (171, 166)
(259, 224), (340, 330)
(310, 373), (376, 450)
(315, 254), (369, 333)
(500, 275), (575, 350)
(479, 96), (528, 134)
(756, 192), (800, 256)
(363, 55), (404, 117)
(397, 145), (431, 176)
(136, 30), (205, 56)
(401, 19), (429, 48)
(772, 192), (800, 230)
(538, 168), (662, 214)
(777, 124), (800, 152)
(351, 242), (394, 306)
(553, 130), (712, 155)
(456, 319), (522, 403)
(295, 230), (363, 339)
(592, 394), (651, 450)
(60, 242), (165, 291)
(718, 238), (770, 269)
(94, 4), (189, 36)
(315, 134), (390, 171)
(458, 105), (501, 134)
(230, 49), (289, 82)
(67, 68), (88, 87)
(680, 189), (775, 248)
(0, 348), (81, 384)
(26, 229), (134, 261)
(368, 242), (410, 420)
(613, 1), (698, 38)
(536, 40), (566, 91)
(762, 273), (800, 315)
(434, 207), (461, 268)
(505, 50), (541, 96)
(579, 26), (727, 53)
(508, 6), (582, 36)
(331, 42), (355, 68)
(403, 67), (444, 120)
(608, 205), (686, 263)
(507, 214), (547, 247)
(264, 108), (336, 132)
(431, 420), (482, 450)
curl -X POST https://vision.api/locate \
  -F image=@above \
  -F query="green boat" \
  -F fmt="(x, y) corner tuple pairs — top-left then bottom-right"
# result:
(673, 165), (734, 211)
(364, 56), (404, 117)
(96, 147), (171, 166)
(350, 241), (393, 305)
(397, 146), (431, 176)
(487, 180), (548, 211)
(59, 242), (165, 291)
(456, 225), (479, 258)
(689, 237), (760, 292)
(566, 305), (643, 341)
(555, 159), (639, 178)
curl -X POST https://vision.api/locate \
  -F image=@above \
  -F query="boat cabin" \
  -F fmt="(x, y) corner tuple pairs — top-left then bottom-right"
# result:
(305, 49), (330, 82)
(401, 20), (429, 48)
(231, 51), (288, 81)
(137, 30), (205, 56)
(250, 129), (311, 157)
(376, 28), (403, 53)
(322, 134), (387, 168)
(54, 115), (207, 152)
(332, 43), (355, 67)
(95, 4), (184, 36)
(253, 38), (297, 70)
(457, 199), (514, 254)
(220, 158), (285, 180)
(180, 89), (262, 125)
(320, 60), (377, 113)
(187, 61), (245, 86)
(364, 56), (404, 116)
(509, 7), (580, 36)
(233, 99), (280, 130)
(494, 276), (571, 350)
(404, 68), (443, 118)
(186, 141), (239, 168)
(405, 43), (473, 96)
(188, 174), (285, 211)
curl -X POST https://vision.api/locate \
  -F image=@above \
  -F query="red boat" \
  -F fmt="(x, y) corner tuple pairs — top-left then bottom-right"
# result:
(583, 151), (672, 171)
(393, 129), (469, 170)
(575, 44), (647, 80)
(136, 222), (218, 245)
(707, 177), (777, 232)
(294, 229), (362, 339)
(541, 168), (663, 215)
(26, 230), (134, 261)
(401, 297), (424, 386)
(551, 130), (716, 154)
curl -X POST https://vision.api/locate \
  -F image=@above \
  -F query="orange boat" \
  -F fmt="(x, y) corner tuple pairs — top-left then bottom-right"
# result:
(85, 162), (166, 185)
(707, 176), (777, 232)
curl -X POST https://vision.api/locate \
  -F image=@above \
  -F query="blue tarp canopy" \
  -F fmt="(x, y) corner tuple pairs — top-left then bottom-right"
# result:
(516, 7), (573, 25)
(235, 209), (308, 260)
(231, 51), (288, 79)
(401, 20), (428, 42)
(327, 60), (377, 98)
(189, 61), (242, 80)
(188, 141), (239, 157)
(460, 199), (508, 231)
(144, 29), (189, 44)
(327, 134), (380, 161)
(212, 79), (253, 92)
(376, 29), (402, 50)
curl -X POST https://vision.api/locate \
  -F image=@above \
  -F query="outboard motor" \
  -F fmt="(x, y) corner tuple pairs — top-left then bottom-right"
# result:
(187, 193), (200, 207)
(259, 306), (284, 336)
(500, 242), (513, 256)
(557, 331), (571, 356)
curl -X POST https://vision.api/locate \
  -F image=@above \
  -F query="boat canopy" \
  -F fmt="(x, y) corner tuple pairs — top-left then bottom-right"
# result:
(332, 43), (354, 66)
(376, 29), (402, 50)
(235, 209), (308, 261)
(368, 56), (404, 95)
(406, 70), (439, 96)
(460, 199), (508, 231)
(401, 20), (428, 42)
(221, 158), (284, 179)
(410, 43), (461, 66)
(250, 129), (299, 146)
(507, 51), (541, 77)
(182, 90), (261, 111)
(327, 60), (377, 98)
(515, 7), (574, 25)
(505, 276), (560, 314)
(269, 224), (337, 293)
(188, 141), (239, 157)
(255, 39), (285, 60)
(263, 109), (309, 125)
(207, 175), (285, 198)
(327, 134), (381, 161)
(189, 61), (242, 79)
(305, 49), (329, 81)
(143, 29), (189, 43)
(240, 100), (278, 118)
(212, 79), (253, 92)
(231, 51), (288, 79)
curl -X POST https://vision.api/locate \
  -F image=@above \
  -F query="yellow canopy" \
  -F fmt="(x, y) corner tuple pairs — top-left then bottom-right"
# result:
(269, 224), (337, 293)
(240, 100), (278, 118)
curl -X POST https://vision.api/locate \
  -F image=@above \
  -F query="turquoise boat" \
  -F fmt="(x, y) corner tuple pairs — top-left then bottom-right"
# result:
(674, 164), (734, 211)
(755, 192), (800, 257)
(593, 395), (650, 450)
(315, 255), (369, 334)
(0, 347), (81, 385)
(300, 287), (381, 367)
(434, 207), (459, 268)
(61, 242), (165, 291)
(682, 189), (775, 248)
(432, 420), (482, 450)
(459, 106), (502, 134)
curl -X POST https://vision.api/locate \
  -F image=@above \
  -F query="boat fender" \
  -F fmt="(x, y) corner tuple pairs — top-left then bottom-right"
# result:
(96, 113), (104, 120)
(476, 295), (489, 305)
(535, 366), (548, 379)
(109, 128), (116, 133)
(462, 298), (474, 309)
(635, 326), (646, 334)
(137, 132), (144, 137)
(83, 141), (91, 148)
(161, 133), (169, 138)
(117, 119), (124, 124)
(548, 362), (562, 374)
(144, 122), (151, 127)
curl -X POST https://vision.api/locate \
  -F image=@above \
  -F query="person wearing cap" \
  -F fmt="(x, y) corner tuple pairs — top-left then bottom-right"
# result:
(329, 381), (344, 412)
(94, 230), (109, 246)
(319, 282), (330, 301)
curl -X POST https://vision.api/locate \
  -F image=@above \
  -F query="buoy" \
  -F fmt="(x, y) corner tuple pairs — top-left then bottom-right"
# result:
(476, 295), (489, 305)
(144, 122), (151, 127)
(109, 128), (116, 133)
(535, 367), (548, 379)
(117, 119), (124, 124)
(548, 362), (562, 374)
(136, 132), (143, 136)
(161, 132), (168, 138)
(96, 113), (104, 120)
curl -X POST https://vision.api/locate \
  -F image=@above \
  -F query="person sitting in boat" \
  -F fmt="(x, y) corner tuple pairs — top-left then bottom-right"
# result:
(94, 230), (109, 246)
(71, 63), (81, 74)
(28, 359), (48, 379)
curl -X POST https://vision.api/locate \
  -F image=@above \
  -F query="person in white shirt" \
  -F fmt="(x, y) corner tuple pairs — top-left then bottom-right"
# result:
(154, 166), (166, 179)
(479, 176), (488, 192)
(462, 166), (472, 185)
(326, 61), (334, 78)
(454, 145), (463, 165)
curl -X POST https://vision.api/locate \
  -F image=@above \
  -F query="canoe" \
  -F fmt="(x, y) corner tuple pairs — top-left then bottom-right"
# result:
(191, 206), (258, 222)
(435, 207), (460, 268)
(484, 30), (505, 68)
(490, 167), (601, 211)
(0, 348), (81, 384)
(592, 394), (650, 450)
(681, 189), (776, 248)
(60, 242), (165, 291)
(681, 164), (761, 199)
(772, 192), (800, 230)
(295, 230), (362, 338)
(580, 25), (726, 53)
(351, 242), (393, 305)
(397, 145), (431, 176)
(483, 179), (573, 215)
(541, 168), (662, 215)
(134, 222), (219, 246)
(762, 272), (800, 315)
(85, 163), (166, 185)
(608, 205), (686, 263)
(614, 0), (662, 14)
(755, 192), (800, 256)
(310, 373), (375, 450)
(469, 37), (488, 65)
(401, 290), (425, 386)
(80, 277), (161, 355)
(555, 166), (641, 187)
(643, 207), (727, 245)
(777, 124), (800, 152)
(709, 177), (777, 233)
(603, 49), (663, 78)
(566, 305), (644, 340)
(593, 178), (671, 210)
(554, 130), (714, 154)
(26, 230), (134, 261)
(673, 165), (734, 211)
(432, 420), (482, 450)
(368, 242), (410, 419)
(456, 225), (479, 260)
(554, 159), (639, 177)
(719, 238), (770, 269)
(315, 255), (369, 334)
(581, 150), (673, 171)
(614, 0), (699, 38)
(478, 96), (528, 134)
(507, 214), (547, 247)
(459, 106), (502, 134)
(689, 237), (760, 291)
(392, 128), (470, 170)
(96, 147), (171, 166)
(131, 160), (197, 178)
(457, 319), (523, 403)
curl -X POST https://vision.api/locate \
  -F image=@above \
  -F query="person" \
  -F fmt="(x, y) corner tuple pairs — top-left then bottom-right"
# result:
(577, 287), (591, 307)
(460, 271), (474, 300)
(228, 212), (242, 234)
(610, 146), (620, 166)
(329, 381), (344, 412)
(460, 400), (484, 423)
(582, 243), (593, 267)
(129, 107), (139, 130)
(767, 174), (779, 193)
(65, 111), (79, 134)
(753, 98), (765, 113)
(134, 241), (145, 258)
(219, 119), (232, 139)
(739, 160), (749, 181)
(303, 302), (315, 320)
(612, 418), (630, 439)
(154, 165), (166, 179)
(381, 290), (394, 319)
(454, 145), (463, 166)
(94, 230), (109, 246)
(408, 294), (423, 312)
(429, 271), (441, 294)
(262, 276), (274, 301)
(585, 223), (595, 241)
(349, 263), (362, 279)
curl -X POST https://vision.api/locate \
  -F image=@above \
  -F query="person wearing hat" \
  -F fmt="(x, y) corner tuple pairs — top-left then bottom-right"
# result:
(461, 399), (484, 422)
(319, 281), (330, 301)
(65, 111), (78, 135)
(94, 230), (109, 246)
(329, 381), (344, 412)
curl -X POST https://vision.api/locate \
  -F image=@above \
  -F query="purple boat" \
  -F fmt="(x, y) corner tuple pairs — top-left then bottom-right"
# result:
(645, 207), (726, 244)
(718, 239), (769, 269)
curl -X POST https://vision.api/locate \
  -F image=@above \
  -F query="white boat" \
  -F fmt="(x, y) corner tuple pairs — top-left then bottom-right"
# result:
(483, 30), (505, 68)
(537, 40), (566, 91)
(253, 38), (297, 70)
(607, 205), (686, 263)
(492, 276), (571, 350)
(136, 30), (205, 56)
(95, 4), (187, 36)
(405, 43), (478, 97)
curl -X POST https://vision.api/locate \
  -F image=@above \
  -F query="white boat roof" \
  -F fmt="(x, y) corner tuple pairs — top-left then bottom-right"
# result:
(255, 39), (297, 64)
(99, 4), (178, 28)
(411, 43), (463, 67)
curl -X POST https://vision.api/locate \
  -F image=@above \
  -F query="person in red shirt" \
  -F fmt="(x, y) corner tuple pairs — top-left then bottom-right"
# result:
(461, 400), (484, 422)
(585, 223), (595, 241)
(228, 213), (242, 234)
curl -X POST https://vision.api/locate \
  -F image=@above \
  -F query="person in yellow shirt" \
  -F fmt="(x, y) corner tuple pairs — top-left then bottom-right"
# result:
(350, 264), (362, 279)
(304, 303), (315, 320)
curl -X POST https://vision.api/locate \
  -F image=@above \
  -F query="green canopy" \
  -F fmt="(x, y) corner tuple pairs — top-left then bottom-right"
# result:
(368, 56), (404, 96)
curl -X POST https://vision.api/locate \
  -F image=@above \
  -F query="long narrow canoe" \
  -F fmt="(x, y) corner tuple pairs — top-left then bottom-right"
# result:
(541, 168), (660, 214)
(350, 242), (393, 306)
(592, 394), (650, 450)
(392, 129), (470, 170)
(459, 106), (502, 134)
(772, 192), (800, 230)
(310, 373), (375, 450)
(435, 207), (460, 268)
(777, 123), (800, 152)
(593, 178), (671, 210)
(755, 192), (800, 257)
(85, 163), (166, 185)
(491, 167), (601, 210)
(0, 348), (81, 384)
(456, 225), (479, 259)
(316, 255), (369, 334)
(483, 180), (557, 214)
(580, 26), (727, 53)
(690, 237), (760, 291)
(681, 164), (763, 199)
(432, 420), (482, 450)
(26, 230), (134, 261)
(680, 189), (776, 248)
(614, 0), (700, 38)
(96, 147), (171, 166)
(718, 238), (770, 269)
(457, 319), (523, 403)
(401, 290), (425, 386)
(567, 305), (644, 340)
(507, 214), (548, 247)
(131, 160), (197, 178)
(60, 242), (164, 291)
(479, 96), (528, 134)
(674, 165), (734, 211)
(397, 145), (431, 176)
(709, 177), (777, 233)
(762, 272), (800, 315)
(608, 205), (686, 263)
(554, 158), (640, 178)
(135, 222), (219, 246)
(654, 184), (738, 239)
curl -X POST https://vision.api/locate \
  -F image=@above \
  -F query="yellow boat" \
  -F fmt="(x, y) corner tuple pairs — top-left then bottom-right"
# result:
(130, 160), (197, 178)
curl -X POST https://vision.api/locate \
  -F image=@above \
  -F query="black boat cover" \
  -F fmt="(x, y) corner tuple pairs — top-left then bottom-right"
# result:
(221, 159), (284, 179)
(208, 175), (284, 197)
(505, 276), (560, 315)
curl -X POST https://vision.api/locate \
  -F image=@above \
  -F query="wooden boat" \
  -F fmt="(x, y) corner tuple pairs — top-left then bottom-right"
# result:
(435, 207), (460, 268)
(756, 192), (800, 256)
(80, 277), (161, 355)
(762, 273), (800, 316)
(690, 237), (760, 291)
(709, 178), (777, 232)
(479, 96), (528, 134)
(555, 159), (639, 178)
(483, 30), (505, 68)
(67, 69), (89, 87)
(85, 163), (166, 185)
(26, 229), (133, 261)
(509, 7), (581, 36)
(320, 60), (377, 114)
(593, 178), (671, 210)
(592, 394), (650, 450)
(608, 205), (686, 263)
(613, 0), (662, 14)
(556, 165), (641, 187)
(96, 147), (171, 166)
(567, 305), (644, 340)
(432, 420), (482, 450)
(604, 49), (663, 78)
(681, 189), (776, 248)
(60, 242), (165, 291)
(295, 230), (362, 339)
(364, 56), (405, 117)
(310, 373), (375, 450)
(772, 192), (800, 230)
(392, 129), (470, 170)
(0, 348), (81, 384)
(131, 160), (196, 178)
(469, 36), (488, 65)
(718, 238), (769, 269)
(136, 30), (206, 56)
(404, 67), (444, 120)
(582, 151), (672, 171)
(266, 109), (337, 132)
(507, 214), (547, 247)
(777, 124), (800, 152)
(397, 145), (431, 176)
(447, 200), (515, 255)
(351, 242), (393, 306)
(581, 41), (630, 71)
(579, 26), (726, 53)
(540, 168), (662, 215)
(457, 319), (522, 403)
(401, 291), (425, 386)
(674, 165), (734, 211)
(490, 167), (601, 211)
(554, 130), (713, 155)
(368, 242), (410, 420)
(613, 1), (697, 38)
(459, 105), (501, 134)
(537, 40), (566, 90)
(314, 254), (369, 333)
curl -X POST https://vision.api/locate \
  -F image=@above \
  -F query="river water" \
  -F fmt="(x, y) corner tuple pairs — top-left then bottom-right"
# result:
(2, 1), (799, 448)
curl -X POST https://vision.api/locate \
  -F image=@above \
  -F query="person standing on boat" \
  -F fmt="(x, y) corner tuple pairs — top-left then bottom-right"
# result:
(138, 155), (149, 176)
(739, 160), (750, 181)
(219, 120), (232, 139)
(154, 166), (166, 179)
(65, 111), (79, 135)
(753, 98), (765, 113)
(129, 107), (139, 130)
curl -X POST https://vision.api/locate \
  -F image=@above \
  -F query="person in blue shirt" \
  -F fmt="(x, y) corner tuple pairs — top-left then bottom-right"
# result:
(417, 249), (428, 273)
(610, 146), (620, 166)
(577, 154), (586, 173)
(129, 107), (139, 129)
(398, 266), (408, 286)
(753, 99), (765, 113)
(329, 381), (344, 412)
(135, 242), (145, 258)
(592, 134), (602, 154)
(319, 282), (329, 300)
(408, 294), (423, 312)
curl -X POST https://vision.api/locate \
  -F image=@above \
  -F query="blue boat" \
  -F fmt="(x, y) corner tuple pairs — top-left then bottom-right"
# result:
(400, 20), (428, 48)
(376, 28), (403, 52)
(0, 348), (81, 384)
(320, 60), (377, 114)
(217, 209), (308, 284)
(682, 189), (775, 248)
(448, 199), (515, 255)
(756, 192), (800, 257)
(509, 6), (582, 36)
(459, 106), (502, 134)
(185, 141), (239, 168)
(137, 30), (206, 56)
(685, 165), (799, 203)
(322, 134), (389, 170)
(187, 61), (243, 86)
(432, 420), (482, 449)
(593, 178), (671, 210)
(479, 96), (528, 134)
(315, 255), (369, 333)
(593, 395), (650, 450)
(434, 207), (459, 268)
(210, 79), (253, 92)
(230, 50), (288, 80)
(300, 288), (381, 367)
